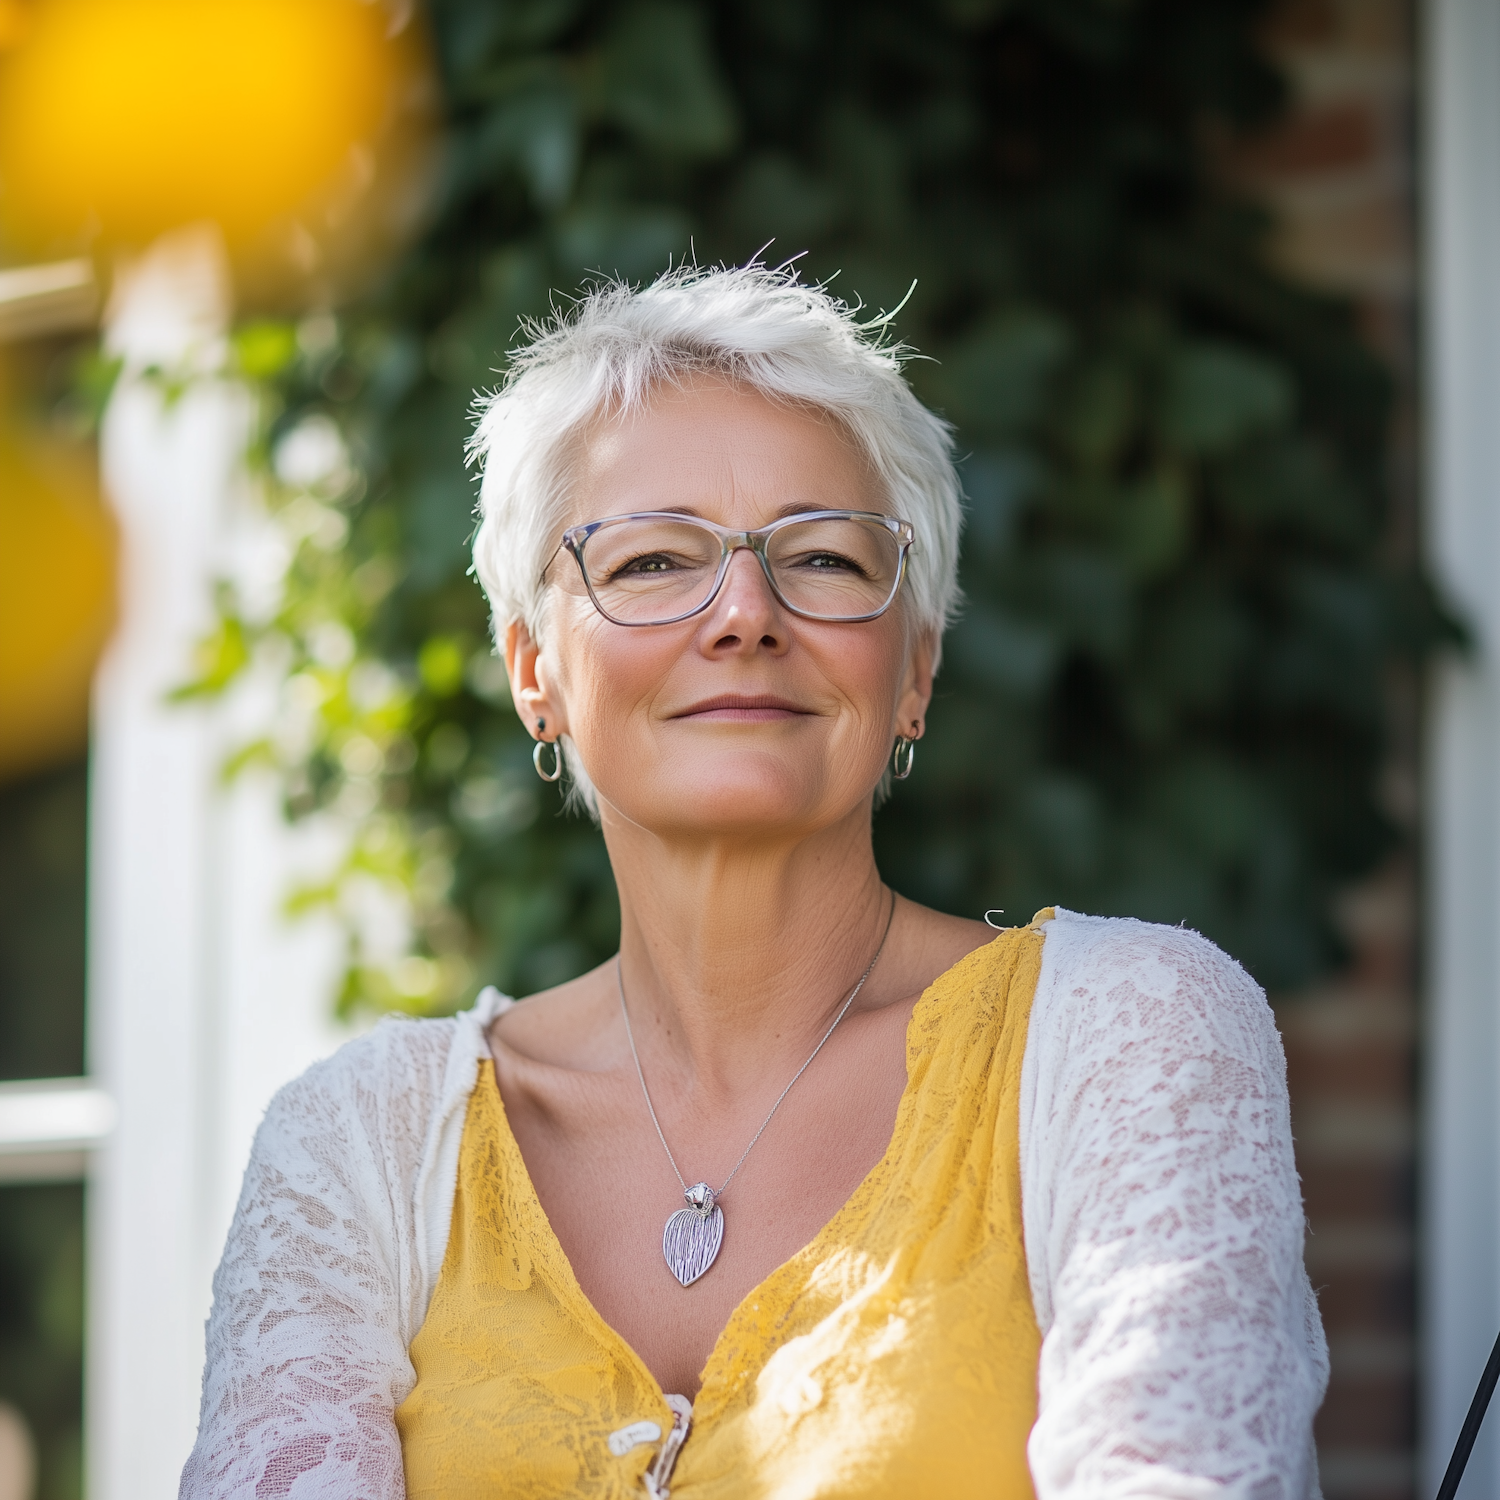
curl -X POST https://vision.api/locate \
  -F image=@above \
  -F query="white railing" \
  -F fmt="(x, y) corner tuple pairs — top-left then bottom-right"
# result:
(0, 1077), (115, 1183)
(0, 256), (96, 343)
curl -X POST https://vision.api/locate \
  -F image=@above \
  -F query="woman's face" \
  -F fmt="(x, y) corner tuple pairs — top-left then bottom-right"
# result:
(508, 376), (933, 840)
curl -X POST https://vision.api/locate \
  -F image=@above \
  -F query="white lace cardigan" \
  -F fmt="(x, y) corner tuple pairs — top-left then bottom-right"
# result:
(179, 909), (1328, 1499)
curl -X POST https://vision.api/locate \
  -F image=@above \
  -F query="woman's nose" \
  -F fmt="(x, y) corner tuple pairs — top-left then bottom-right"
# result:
(702, 546), (787, 653)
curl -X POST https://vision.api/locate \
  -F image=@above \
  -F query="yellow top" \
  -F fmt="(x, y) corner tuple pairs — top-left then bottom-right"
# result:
(396, 918), (1049, 1499)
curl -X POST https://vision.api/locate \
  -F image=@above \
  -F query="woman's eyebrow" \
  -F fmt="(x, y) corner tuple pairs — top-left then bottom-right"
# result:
(640, 502), (822, 521)
(634, 500), (857, 524)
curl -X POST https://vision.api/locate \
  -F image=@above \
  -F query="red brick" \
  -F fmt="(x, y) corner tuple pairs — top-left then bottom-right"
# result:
(1286, 1042), (1413, 1102)
(1316, 1379), (1415, 1448)
(1262, 0), (1409, 57)
(1236, 102), (1381, 177)
(1311, 1264), (1415, 1337)
(1298, 1162), (1412, 1223)
(1262, 0), (1342, 48)
(1223, 5), (1420, 1488)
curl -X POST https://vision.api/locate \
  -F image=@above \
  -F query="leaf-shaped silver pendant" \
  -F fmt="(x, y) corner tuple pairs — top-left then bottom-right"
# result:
(663, 1184), (724, 1286)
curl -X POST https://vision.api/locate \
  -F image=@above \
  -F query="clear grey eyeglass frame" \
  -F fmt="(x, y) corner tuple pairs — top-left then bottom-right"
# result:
(552, 509), (917, 627)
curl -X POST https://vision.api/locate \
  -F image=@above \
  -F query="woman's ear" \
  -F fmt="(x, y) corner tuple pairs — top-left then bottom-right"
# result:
(895, 631), (936, 742)
(504, 621), (568, 739)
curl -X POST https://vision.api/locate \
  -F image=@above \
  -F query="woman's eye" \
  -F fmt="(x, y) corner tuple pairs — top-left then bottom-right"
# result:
(608, 552), (678, 577)
(800, 551), (863, 573)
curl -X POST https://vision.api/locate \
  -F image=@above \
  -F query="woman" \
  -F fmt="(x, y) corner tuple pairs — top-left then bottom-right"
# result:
(181, 264), (1326, 1500)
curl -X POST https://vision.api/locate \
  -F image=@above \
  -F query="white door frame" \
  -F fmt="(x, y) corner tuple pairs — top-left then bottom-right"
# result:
(84, 229), (350, 1500)
(1421, 0), (1500, 1492)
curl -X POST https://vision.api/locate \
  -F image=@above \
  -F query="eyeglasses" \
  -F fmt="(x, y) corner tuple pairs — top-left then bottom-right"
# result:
(553, 510), (916, 627)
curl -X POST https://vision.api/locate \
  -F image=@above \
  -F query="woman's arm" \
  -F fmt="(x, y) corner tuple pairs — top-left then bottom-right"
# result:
(1022, 912), (1329, 1500)
(178, 1018), (463, 1499)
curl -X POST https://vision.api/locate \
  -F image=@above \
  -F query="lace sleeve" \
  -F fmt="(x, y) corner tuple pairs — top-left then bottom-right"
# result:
(1022, 913), (1329, 1500)
(178, 1016), (466, 1499)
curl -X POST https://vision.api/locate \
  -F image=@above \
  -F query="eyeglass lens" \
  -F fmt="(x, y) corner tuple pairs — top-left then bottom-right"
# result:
(578, 516), (903, 624)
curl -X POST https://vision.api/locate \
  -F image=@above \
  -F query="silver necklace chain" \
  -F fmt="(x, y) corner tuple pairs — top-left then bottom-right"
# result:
(617, 887), (898, 1202)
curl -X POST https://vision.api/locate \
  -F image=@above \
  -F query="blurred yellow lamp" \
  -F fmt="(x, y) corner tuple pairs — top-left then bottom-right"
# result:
(0, 0), (427, 778)
(0, 430), (116, 781)
(0, 0), (420, 262)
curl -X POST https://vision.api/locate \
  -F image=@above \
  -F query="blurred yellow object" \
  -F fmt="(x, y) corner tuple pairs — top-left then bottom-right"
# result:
(0, 426), (116, 782)
(0, 0), (29, 50)
(0, 0), (429, 294)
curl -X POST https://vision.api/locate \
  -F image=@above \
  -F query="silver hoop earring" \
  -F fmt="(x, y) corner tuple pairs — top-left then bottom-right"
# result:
(533, 738), (563, 782)
(892, 735), (916, 780)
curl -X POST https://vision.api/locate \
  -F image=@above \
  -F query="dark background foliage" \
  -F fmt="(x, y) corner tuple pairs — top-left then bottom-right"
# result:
(0, 764), (88, 1498)
(242, 0), (1450, 1009)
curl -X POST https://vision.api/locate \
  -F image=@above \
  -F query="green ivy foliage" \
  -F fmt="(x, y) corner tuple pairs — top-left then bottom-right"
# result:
(201, 0), (1454, 1012)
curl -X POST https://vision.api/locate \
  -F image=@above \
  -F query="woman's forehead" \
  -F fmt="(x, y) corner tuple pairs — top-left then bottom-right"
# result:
(572, 378), (884, 520)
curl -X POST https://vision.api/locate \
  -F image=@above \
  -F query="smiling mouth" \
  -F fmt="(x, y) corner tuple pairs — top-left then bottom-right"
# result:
(672, 695), (812, 722)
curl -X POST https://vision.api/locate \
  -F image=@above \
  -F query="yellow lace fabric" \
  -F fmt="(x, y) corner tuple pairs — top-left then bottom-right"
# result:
(396, 917), (1049, 1499)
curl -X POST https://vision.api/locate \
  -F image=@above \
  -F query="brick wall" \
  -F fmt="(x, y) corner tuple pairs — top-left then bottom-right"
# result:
(1284, 869), (1417, 1498)
(1233, 4), (1421, 1497)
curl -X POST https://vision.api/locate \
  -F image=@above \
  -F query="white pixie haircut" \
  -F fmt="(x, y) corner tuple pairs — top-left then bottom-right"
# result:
(468, 261), (964, 810)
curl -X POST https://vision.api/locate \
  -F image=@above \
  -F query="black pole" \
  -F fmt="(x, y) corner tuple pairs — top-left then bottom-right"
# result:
(1437, 1327), (1500, 1500)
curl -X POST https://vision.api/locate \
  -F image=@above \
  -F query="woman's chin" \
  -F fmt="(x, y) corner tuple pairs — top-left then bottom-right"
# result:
(598, 763), (872, 839)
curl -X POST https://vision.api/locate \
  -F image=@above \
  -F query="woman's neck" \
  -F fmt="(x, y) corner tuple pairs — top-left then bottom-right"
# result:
(601, 806), (893, 1102)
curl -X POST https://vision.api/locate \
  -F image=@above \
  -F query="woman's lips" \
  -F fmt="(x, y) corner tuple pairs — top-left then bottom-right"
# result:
(672, 696), (811, 722)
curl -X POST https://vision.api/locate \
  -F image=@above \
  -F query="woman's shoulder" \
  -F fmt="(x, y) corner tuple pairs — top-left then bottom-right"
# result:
(260, 991), (504, 1145)
(275, 1011), (456, 1106)
(1035, 908), (1276, 1057)
(1040, 906), (1258, 979)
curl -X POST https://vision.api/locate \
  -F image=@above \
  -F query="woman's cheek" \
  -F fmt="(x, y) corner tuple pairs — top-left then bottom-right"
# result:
(565, 634), (666, 781)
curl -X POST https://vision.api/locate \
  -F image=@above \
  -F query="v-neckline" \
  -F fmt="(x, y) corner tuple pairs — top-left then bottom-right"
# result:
(481, 934), (1004, 1424)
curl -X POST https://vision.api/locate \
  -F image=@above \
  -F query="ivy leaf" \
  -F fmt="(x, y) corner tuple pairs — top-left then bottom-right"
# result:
(168, 593), (251, 701)
(1146, 754), (1275, 864)
(960, 449), (1042, 558)
(598, 1), (738, 158)
(443, 0), (585, 91)
(471, 67), (581, 211)
(419, 636), (468, 698)
(932, 309), (1072, 436)
(724, 153), (841, 243)
(231, 321), (298, 382)
(1214, 437), (1368, 545)
(1110, 470), (1190, 580)
(1159, 342), (1293, 454)
(950, 606), (1062, 696)
(1018, 773), (1104, 881)
(553, 202), (696, 278)
(1061, 357), (1137, 470)
(1021, 545), (1132, 659)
